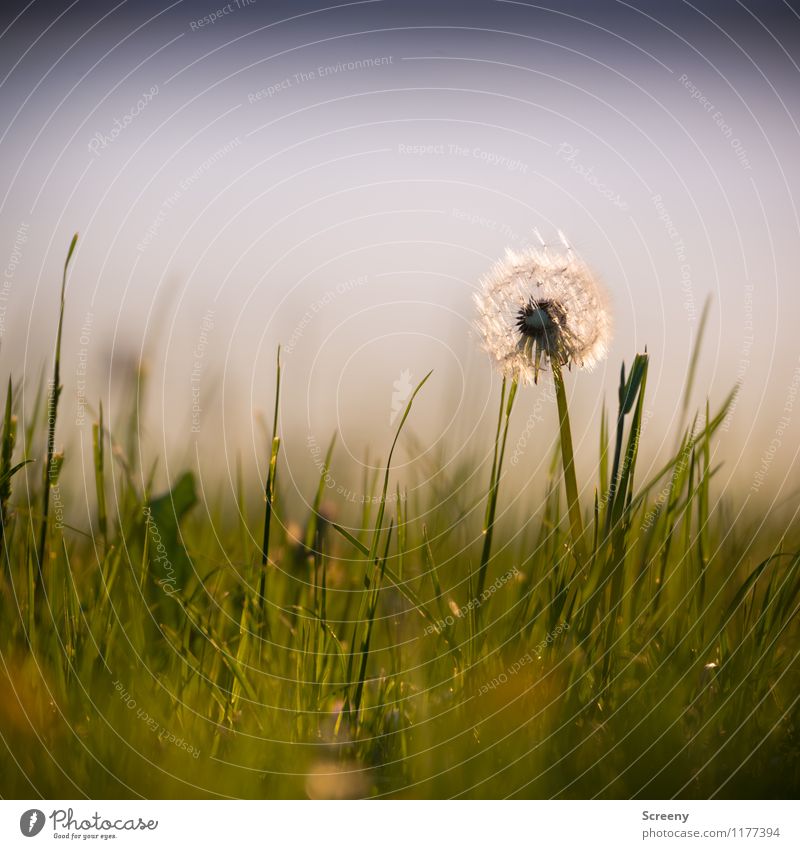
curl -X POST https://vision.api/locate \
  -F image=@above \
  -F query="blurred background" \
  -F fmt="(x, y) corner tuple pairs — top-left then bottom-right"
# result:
(1, 0), (799, 521)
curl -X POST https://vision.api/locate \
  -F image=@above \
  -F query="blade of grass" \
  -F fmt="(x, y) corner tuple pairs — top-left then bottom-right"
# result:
(477, 376), (518, 598)
(37, 233), (78, 608)
(679, 295), (711, 431)
(599, 402), (609, 503)
(605, 353), (648, 535)
(92, 401), (108, 549)
(351, 521), (393, 722)
(368, 370), (432, 562)
(341, 371), (433, 708)
(396, 483), (406, 581)
(422, 523), (449, 624)
(305, 432), (336, 552)
(258, 346), (281, 635)
(628, 384), (737, 518)
(1, 378), (17, 552)
(331, 521), (458, 655)
(602, 353), (649, 672)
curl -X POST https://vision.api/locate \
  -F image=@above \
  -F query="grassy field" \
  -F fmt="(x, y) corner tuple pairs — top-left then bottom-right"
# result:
(0, 237), (798, 799)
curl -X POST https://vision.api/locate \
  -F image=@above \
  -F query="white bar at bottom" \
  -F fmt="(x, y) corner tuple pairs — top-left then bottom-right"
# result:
(1, 799), (795, 847)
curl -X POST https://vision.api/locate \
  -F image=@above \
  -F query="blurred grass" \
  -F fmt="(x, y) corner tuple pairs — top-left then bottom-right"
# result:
(0, 238), (798, 799)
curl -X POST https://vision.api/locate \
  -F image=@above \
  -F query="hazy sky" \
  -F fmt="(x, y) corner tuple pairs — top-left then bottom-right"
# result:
(1, 0), (799, 510)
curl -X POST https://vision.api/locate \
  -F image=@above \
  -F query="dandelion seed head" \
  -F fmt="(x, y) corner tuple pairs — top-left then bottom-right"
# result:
(474, 244), (612, 384)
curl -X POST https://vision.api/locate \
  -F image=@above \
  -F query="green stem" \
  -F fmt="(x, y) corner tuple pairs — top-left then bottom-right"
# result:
(258, 346), (282, 637)
(552, 358), (586, 566)
(93, 401), (108, 550)
(37, 234), (78, 610)
(477, 377), (518, 599)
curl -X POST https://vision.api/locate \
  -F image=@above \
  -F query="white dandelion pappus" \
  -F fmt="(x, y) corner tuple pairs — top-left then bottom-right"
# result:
(473, 243), (612, 384)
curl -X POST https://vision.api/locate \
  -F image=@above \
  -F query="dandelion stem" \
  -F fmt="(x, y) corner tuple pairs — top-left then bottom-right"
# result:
(552, 357), (586, 566)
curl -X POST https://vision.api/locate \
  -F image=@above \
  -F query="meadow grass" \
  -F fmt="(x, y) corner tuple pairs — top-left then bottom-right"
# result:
(0, 239), (798, 799)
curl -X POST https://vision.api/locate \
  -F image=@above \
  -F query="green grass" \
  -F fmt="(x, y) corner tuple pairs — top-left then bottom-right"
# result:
(0, 238), (798, 799)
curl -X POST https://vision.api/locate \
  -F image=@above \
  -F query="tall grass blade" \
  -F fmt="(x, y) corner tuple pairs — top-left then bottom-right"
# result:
(36, 233), (78, 609)
(92, 401), (108, 548)
(1, 378), (18, 555)
(305, 432), (336, 552)
(477, 377), (518, 598)
(369, 370), (432, 562)
(679, 295), (711, 428)
(258, 346), (281, 633)
(351, 521), (393, 722)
